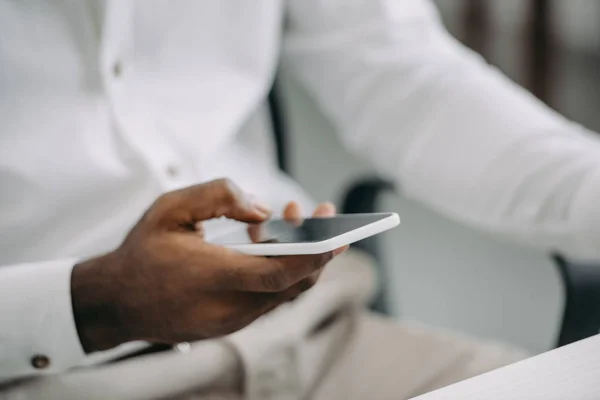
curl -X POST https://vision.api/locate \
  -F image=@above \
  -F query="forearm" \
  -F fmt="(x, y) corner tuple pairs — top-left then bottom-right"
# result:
(358, 32), (600, 259)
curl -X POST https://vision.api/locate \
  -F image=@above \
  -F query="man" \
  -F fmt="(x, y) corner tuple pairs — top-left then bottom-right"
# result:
(2, 0), (600, 399)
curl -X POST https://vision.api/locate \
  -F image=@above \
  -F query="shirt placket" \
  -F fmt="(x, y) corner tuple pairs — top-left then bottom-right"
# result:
(98, 0), (194, 192)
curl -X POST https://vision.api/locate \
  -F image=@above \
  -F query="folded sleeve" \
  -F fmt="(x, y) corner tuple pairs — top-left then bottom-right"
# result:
(283, 0), (600, 261)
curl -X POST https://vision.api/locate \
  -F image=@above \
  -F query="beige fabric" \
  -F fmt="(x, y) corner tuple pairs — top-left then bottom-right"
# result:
(310, 313), (527, 400)
(1, 251), (527, 400)
(0, 340), (243, 400)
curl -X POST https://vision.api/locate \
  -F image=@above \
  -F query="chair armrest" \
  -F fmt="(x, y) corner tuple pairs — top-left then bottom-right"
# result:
(337, 176), (600, 348)
(339, 176), (396, 315)
(268, 83), (290, 175)
(553, 255), (600, 347)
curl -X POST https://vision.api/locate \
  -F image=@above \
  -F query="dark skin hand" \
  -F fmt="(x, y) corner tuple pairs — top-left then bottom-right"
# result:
(71, 178), (345, 353)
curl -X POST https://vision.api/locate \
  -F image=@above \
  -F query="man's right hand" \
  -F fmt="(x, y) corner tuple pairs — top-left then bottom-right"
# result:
(71, 179), (343, 353)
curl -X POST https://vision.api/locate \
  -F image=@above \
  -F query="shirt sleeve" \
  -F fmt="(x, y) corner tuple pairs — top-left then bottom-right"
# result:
(282, 0), (600, 261)
(0, 259), (151, 384)
(0, 259), (86, 383)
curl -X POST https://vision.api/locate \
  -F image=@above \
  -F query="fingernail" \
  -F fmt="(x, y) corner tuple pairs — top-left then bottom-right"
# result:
(322, 202), (335, 210)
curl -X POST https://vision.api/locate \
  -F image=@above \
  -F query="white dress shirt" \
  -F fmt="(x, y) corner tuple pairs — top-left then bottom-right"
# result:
(2, 0), (600, 384)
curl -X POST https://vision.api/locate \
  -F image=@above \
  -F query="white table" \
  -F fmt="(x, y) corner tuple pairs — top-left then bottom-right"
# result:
(412, 335), (600, 400)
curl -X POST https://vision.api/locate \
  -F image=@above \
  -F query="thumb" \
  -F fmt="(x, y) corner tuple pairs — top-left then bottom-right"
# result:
(152, 179), (271, 229)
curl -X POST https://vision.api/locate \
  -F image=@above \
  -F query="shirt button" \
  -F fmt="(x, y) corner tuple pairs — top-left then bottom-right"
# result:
(165, 165), (180, 178)
(31, 354), (50, 369)
(112, 61), (123, 78)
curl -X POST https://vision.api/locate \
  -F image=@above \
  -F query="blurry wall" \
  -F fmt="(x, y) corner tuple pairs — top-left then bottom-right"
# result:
(279, 0), (600, 354)
(435, 0), (600, 52)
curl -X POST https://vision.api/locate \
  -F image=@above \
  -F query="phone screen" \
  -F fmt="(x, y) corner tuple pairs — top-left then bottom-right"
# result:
(210, 213), (393, 245)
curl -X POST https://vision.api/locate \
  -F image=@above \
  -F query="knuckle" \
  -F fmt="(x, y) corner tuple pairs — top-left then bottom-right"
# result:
(318, 251), (334, 267)
(307, 255), (325, 272)
(261, 268), (289, 291)
(299, 276), (317, 292)
(214, 178), (240, 205)
(213, 177), (235, 193)
(311, 256), (322, 271)
(306, 274), (319, 288)
(220, 268), (247, 291)
(303, 252), (332, 273)
(153, 191), (175, 211)
(212, 177), (230, 189)
(142, 192), (176, 226)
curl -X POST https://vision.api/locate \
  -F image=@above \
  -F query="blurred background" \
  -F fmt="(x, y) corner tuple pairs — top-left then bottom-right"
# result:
(277, 0), (600, 354)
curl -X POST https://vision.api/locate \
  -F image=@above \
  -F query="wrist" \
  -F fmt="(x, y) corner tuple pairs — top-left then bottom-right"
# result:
(71, 251), (127, 353)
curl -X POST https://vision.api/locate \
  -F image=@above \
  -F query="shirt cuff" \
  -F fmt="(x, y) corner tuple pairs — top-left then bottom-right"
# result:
(0, 258), (86, 382)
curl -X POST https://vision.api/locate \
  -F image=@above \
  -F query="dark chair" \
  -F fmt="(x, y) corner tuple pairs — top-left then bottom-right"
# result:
(267, 85), (600, 349)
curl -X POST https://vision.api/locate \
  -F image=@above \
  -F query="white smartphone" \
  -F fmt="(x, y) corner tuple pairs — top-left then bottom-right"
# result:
(210, 212), (400, 256)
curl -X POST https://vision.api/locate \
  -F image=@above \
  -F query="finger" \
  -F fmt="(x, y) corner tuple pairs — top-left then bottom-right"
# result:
(225, 251), (336, 293)
(333, 245), (350, 256)
(312, 202), (336, 218)
(312, 203), (347, 255)
(246, 275), (319, 317)
(249, 200), (306, 243)
(303, 244), (348, 288)
(265, 276), (317, 303)
(283, 201), (302, 221)
(151, 178), (272, 229)
(245, 193), (272, 216)
(247, 223), (266, 243)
